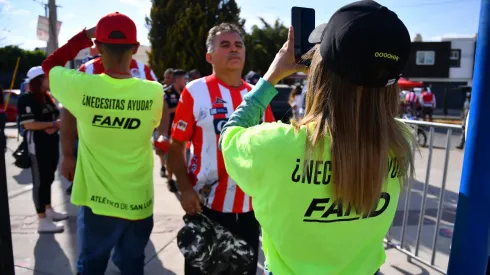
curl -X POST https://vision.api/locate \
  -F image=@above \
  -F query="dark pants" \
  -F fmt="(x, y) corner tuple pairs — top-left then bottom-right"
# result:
(185, 207), (260, 275)
(0, 113), (6, 151)
(487, 256), (490, 275)
(66, 138), (79, 193)
(28, 132), (59, 214)
(458, 128), (465, 148)
(422, 107), (433, 121)
(74, 137), (79, 156)
(76, 206), (154, 275)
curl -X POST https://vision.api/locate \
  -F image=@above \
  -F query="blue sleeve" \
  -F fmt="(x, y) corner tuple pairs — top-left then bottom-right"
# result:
(218, 78), (278, 149)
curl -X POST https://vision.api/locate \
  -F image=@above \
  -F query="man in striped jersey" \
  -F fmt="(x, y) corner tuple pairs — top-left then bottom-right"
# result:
(168, 23), (275, 275)
(404, 89), (419, 118)
(60, 56), (158, 191)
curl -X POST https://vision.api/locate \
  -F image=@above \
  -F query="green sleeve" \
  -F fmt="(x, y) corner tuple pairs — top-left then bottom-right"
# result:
(49, 66), (87, 116)
(219, 78), (278, 197)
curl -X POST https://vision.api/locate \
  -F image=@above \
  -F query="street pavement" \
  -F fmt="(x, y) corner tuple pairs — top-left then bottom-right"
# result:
(5, 125), (464, 275)
(386, 127), (464, 273)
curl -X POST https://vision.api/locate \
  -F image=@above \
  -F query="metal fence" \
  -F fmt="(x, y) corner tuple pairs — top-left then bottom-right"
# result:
(385, 119), (463, 274)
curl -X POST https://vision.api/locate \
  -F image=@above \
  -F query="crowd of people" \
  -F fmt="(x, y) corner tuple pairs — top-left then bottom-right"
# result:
(399, 88), (437, 121)
(12, 1), (426, 274)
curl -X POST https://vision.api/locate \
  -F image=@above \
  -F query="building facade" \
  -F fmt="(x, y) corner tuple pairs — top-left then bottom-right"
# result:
(401, 37), (476, 115)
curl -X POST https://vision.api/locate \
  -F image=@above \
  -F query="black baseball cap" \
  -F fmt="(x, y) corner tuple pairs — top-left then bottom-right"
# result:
(308, 0), (411, 88)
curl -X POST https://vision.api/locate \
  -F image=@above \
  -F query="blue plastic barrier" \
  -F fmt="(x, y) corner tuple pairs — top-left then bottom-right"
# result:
(447, 1), (490, 274)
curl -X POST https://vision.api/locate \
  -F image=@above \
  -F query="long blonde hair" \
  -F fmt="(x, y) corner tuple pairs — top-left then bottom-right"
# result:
(292, 45), (414, 215)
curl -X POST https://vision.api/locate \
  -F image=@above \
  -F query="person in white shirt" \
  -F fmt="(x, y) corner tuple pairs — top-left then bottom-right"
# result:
(288, 85), (303, 120)
(299, 83), (307, 117)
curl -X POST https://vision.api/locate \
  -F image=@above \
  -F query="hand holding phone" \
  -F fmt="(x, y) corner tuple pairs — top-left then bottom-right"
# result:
(291, 7), (315, 63)
(263, 27), (308, 86)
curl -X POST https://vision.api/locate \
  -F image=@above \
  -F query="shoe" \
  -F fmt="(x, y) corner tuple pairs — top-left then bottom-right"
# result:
(46, 208), (69, 221)
(38, 218), (64, 233)
(168, 179), (178, 193)
(160, 167), (167, 178)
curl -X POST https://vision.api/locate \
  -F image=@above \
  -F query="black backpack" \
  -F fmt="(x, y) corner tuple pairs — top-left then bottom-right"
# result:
(177, 213), (255, 274)
(12, 138), (30, 169)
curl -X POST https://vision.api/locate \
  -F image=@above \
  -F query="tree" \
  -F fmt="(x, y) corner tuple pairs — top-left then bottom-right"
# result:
(146, 0), (244, 79)
(0, 46), (46, 89)
(413, 33), (423, 42)
(244, 18), (288, 75)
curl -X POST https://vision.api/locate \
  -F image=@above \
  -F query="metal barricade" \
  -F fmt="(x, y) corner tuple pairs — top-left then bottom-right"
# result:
(385, 119), (463, 274)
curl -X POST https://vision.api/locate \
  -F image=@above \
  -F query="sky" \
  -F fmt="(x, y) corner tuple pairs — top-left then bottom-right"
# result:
(0, 0), (482, 51)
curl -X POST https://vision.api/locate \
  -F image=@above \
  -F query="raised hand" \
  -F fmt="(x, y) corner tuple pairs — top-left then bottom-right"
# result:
(263, 26), (307, 86)
(85, 27), (96, 39)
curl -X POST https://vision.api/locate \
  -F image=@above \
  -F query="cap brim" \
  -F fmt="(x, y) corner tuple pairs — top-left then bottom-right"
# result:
(94, 39), (139, 45)
(27, 71), (45, 81)
(308, 23), (328, 44)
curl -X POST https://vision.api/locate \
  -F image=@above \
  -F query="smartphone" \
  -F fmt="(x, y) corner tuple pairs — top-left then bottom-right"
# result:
(291, 7), (316, 62)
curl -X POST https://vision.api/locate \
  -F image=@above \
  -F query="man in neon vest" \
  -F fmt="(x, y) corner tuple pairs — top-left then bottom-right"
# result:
(42, 13), (163, 275)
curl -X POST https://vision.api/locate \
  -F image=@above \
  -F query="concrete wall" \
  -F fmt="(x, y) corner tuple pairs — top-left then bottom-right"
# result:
(444, 38), (476, 79)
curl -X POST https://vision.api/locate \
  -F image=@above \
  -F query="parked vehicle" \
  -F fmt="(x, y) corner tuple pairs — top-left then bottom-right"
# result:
(271, 84), (294, 123)
(3, 89), (20, 122)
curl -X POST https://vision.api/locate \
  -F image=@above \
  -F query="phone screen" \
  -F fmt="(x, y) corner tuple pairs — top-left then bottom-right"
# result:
(291, 7), (316, 61)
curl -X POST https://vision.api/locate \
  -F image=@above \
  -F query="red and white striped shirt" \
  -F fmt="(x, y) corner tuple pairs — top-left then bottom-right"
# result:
(405, 91), (418, 103)
(171, 74), (275, 213)
(79, 57), (157, 81)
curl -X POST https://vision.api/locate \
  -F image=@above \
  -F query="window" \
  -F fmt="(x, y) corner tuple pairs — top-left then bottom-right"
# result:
(450, 49), (461, 67)
(416, 51), (435, 65)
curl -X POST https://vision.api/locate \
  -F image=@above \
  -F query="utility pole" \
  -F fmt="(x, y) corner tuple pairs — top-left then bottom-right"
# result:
(46, 0), (58, 55)
(32, 0), (60, 54)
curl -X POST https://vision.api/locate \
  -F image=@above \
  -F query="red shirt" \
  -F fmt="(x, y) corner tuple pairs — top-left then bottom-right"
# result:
(171, 74), (275, 213)
(421, 91), (436, 107)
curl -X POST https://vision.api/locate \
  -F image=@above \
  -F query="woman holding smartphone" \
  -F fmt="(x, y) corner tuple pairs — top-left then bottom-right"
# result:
(219, 1), (414, 274)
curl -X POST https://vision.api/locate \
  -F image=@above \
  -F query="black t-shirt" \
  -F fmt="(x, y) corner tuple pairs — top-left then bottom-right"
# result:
(17, 93), (60, 142)
(164, 85), (181, 132)
(164, 85), (181, 109)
